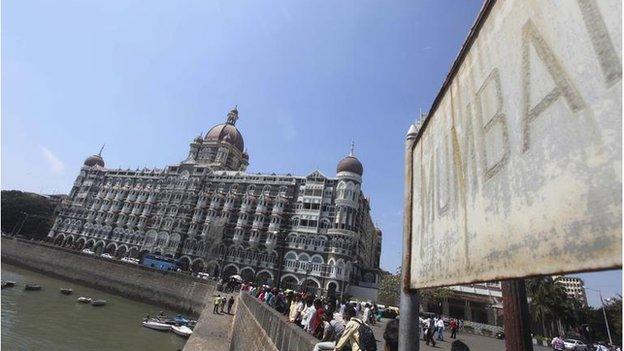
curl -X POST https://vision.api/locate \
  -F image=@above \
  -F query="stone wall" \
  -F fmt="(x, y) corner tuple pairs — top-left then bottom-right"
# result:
(229, 292), (318, 351)
(1, 237), (214, 315)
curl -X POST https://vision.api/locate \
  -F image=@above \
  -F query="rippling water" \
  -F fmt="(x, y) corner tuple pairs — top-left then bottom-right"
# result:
(1, 264), (189, 351)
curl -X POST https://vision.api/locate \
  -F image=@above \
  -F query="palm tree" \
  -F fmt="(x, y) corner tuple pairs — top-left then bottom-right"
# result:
(526, 277), (572, 336)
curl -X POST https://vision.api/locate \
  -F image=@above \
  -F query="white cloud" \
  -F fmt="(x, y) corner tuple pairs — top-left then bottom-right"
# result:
(40, 146), (64, 174)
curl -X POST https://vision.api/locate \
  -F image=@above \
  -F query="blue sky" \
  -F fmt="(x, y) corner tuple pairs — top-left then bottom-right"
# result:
(2, 0), (620, 307)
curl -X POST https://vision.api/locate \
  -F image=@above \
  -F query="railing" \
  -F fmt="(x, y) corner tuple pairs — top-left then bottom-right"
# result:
(233, 292), (317, 351)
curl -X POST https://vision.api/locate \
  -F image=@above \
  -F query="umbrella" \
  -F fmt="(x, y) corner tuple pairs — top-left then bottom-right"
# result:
(229, 275), (243, 282)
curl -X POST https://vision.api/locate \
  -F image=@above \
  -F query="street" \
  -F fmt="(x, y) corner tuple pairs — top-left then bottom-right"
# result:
(371, 319), (551, 351)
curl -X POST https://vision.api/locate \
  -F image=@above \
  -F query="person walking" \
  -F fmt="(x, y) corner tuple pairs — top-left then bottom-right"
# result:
(424, 317), (436, 347)
(220, 296), (227, 313)
(435, 316), (445, 341)
(362, 304), (372, 325)
(213, 294), (221, 314)
(227, 296), (235, 314)
(551, 334), (565, 351)
(450, 318), (458, 339)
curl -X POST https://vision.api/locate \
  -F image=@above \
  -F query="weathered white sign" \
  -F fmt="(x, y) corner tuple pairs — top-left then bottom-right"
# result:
(408, 0), (622, 289)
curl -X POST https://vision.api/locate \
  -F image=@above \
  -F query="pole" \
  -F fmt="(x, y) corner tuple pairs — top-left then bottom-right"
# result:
(501, 279), (534, 351)
(598, 291), (613, 345)
(399, 123), (420, 351)
(15, 213), (30, 237)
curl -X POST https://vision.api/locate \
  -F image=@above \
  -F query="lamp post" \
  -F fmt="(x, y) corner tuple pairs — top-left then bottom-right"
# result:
(302, 263), (312, 294)
(584, 286), (613, 345)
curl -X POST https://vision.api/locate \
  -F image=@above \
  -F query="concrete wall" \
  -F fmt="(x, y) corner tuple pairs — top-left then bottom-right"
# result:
(1, 237), (214, 315)
(229, 293), (318, 351)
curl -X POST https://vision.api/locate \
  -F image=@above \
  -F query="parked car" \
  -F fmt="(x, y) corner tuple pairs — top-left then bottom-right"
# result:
(100, 253), (114, 259)
(564, 338), (588, 351)
(81, 249), (95, 255)
(121, 257), (139, 264)
(197, 272), (210, 280)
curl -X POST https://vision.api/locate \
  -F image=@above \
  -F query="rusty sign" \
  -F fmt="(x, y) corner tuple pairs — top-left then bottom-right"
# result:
(406, 0), (622, 289)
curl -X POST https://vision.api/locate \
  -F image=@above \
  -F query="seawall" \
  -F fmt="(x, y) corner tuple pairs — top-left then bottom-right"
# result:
(229, 292), (317, 351)
(1, 237), (214, 315)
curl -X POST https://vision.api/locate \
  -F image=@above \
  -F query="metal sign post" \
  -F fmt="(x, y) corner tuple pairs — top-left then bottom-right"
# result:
(502, 280), (533, 351)
(400, 124), (421, 351)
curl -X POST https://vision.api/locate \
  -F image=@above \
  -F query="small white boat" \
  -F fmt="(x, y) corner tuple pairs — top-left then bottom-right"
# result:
(77, 297), (92, 303)
(171, 325), (193, 338)
(142, 320), (172, 331)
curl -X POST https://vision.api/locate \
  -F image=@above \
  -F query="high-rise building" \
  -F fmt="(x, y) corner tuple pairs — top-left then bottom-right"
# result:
(48, 108), (382, 299)
(553, 275), (588, 307)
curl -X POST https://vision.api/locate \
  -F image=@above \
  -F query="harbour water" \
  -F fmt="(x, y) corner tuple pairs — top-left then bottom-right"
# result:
(1, 263), (189, 351)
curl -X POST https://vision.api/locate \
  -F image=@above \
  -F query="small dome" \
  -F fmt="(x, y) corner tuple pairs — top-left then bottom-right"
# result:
(205, 123), (245, 152)
(84, 154), (105, 167)
(337, 155), (363, 176)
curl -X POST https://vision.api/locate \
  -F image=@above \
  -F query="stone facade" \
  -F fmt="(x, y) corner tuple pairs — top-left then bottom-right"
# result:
(48, 108), (382, 297)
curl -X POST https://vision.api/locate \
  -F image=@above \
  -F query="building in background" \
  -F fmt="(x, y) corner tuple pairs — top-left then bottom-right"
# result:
(553, 275), (588, 307)
(47, 108), (382, 299)
(421, 282), (503, 326)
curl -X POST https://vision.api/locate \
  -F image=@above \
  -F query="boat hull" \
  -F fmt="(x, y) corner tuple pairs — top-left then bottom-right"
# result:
(142, 321), (172, 331)
(171, 325), (193, 337)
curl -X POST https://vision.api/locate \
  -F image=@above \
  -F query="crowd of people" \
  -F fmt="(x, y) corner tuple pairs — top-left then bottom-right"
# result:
(418, 315), (463, 346)
(237, 282), (473, 351)
(237, 282), (382, 351)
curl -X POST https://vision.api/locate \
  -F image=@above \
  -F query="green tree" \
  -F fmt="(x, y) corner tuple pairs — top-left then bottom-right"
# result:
(377, 267), (400, 306)
(420, 287), (453, 314)
(526, 276), (574, 336)
(1, 190), (56, 240)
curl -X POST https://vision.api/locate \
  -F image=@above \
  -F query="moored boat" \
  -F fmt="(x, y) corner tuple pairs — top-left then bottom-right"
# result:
(142, 319), (172, 331)
(171, 325), (193, 338)
(91, 299), (107, 306)
(77, 297), (92, 303)
(1, 281), (16, 289)
(24, 284), (42, 291)
(60, 288), (73, 295)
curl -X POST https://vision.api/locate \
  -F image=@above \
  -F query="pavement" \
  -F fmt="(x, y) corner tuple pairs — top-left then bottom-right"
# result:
(370, 319), (551, 351)
(183, 295), (235, 351)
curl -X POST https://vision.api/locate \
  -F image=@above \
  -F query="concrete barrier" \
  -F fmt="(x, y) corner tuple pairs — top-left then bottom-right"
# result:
(229, 292), (318, 351)
(1, 237), (214, 315)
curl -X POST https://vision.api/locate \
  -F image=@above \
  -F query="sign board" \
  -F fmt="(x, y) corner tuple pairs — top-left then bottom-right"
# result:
(407, 0), (622, 289)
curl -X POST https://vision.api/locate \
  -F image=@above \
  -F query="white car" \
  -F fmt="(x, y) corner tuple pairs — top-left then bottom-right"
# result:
(100, 253), (114, 259)
(81, 249), (95, 255)
(564, 339), (588, 351)
(197, 272), (210, 280)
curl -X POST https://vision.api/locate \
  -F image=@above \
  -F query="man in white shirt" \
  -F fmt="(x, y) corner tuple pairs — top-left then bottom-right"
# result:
(301, 298), (316, 332)
(435, 317), (445, 341)
(362, 303), (371, 324)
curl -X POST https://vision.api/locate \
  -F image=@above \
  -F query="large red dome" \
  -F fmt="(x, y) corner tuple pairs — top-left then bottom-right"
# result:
(205, 123), (244, 152)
